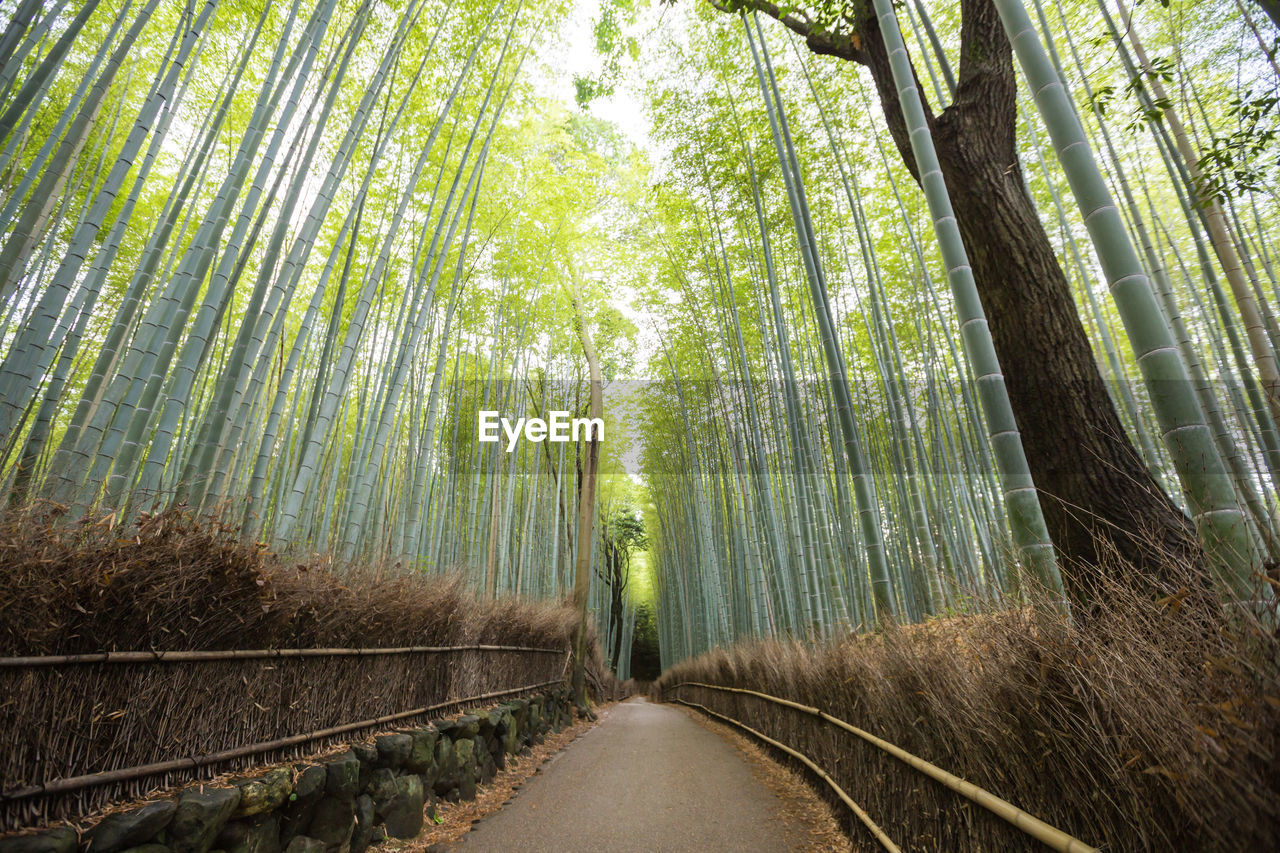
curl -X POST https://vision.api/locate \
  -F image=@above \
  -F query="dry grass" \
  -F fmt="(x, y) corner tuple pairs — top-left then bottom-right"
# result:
(0, 508), (583, 831)
(0, 506), (581, 654)
(657, 557), (1280, 851)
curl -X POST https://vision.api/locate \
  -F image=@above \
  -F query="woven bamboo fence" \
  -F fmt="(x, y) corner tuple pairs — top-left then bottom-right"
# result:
(0, 644), (567, 831)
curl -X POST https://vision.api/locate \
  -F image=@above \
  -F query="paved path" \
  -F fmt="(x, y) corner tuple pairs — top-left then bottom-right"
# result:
(454, 697), (810, 852)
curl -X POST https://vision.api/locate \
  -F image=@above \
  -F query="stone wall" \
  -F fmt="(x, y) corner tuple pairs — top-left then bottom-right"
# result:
(0, 688), (573, 853)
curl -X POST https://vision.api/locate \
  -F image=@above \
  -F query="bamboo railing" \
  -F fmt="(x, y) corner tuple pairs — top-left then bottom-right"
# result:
(665, 681), (1098, 853)
(0, 645), (564, 667)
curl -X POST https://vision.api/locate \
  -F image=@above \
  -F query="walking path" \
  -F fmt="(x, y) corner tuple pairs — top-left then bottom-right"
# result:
(453, 697), (817, 851)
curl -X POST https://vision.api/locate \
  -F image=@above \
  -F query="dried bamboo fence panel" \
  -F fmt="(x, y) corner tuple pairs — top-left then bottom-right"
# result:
(0, 645), (567, 830)
(0, 510), (584, 831)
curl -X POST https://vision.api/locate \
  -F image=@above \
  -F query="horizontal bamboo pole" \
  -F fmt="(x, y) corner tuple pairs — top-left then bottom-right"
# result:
(672, 697), (901, 853)
(0, 644), (564, 667)
(1, 679), (565, 803)
(669, 682), (1097, 853)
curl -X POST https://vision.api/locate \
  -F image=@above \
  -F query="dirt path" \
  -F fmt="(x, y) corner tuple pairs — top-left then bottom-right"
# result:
(451, 697), (822, 851)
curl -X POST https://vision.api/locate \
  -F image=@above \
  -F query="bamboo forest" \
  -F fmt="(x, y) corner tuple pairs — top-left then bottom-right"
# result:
(2, 0), (1280, 850)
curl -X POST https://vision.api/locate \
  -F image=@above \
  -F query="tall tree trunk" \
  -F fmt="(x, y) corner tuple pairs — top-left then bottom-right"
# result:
(603, 540), (627, 669)
(610, 587), (625, 671)
(569, 275), (602, 713)
(734, 0), (1201, 600)
(926, 98), (1197, 592)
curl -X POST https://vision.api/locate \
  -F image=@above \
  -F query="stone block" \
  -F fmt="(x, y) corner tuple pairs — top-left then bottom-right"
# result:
(86, 802), (177, 853)
(305, 799), (352, 853)
(453, 716), (480, 740)
(431, 738), (456, 796)
(278, 766), (327, 846)
(166, 787), (240, 853)
(323, 754), (360, 800)
(380, 776), (424, 840)
(401, 729), (437, 773)
(347, 797), (374, 853)
(365, 770), (397, 820)
(232, 770), (291, 819)
(0, 827), (78, 853)
(214, 814), (278, 853)
(373, 735), (411, 770)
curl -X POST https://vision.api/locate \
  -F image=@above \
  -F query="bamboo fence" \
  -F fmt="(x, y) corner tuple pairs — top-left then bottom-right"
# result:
(665, 681), (1098, 853)
(1, 644), (567, 830)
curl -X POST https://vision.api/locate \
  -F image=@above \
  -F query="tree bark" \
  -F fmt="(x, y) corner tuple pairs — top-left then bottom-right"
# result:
(610, 590), (625, 670)
(733, 0), (1201, 600)
(569, 277), (603, 712)
(608, 547), (626, 669)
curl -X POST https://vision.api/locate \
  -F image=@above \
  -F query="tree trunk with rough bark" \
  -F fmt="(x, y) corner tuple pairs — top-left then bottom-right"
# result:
(569, 277), (603, 712)
(731, 0), (1201, 602)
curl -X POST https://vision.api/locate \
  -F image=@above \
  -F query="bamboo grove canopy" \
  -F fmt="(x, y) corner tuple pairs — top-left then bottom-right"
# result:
(0, 0), (1277, 671)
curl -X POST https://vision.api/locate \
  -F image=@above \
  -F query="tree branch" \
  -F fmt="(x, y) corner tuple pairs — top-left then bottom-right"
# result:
(706, 0), (865, 63)
(703, 0), (940, 185)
